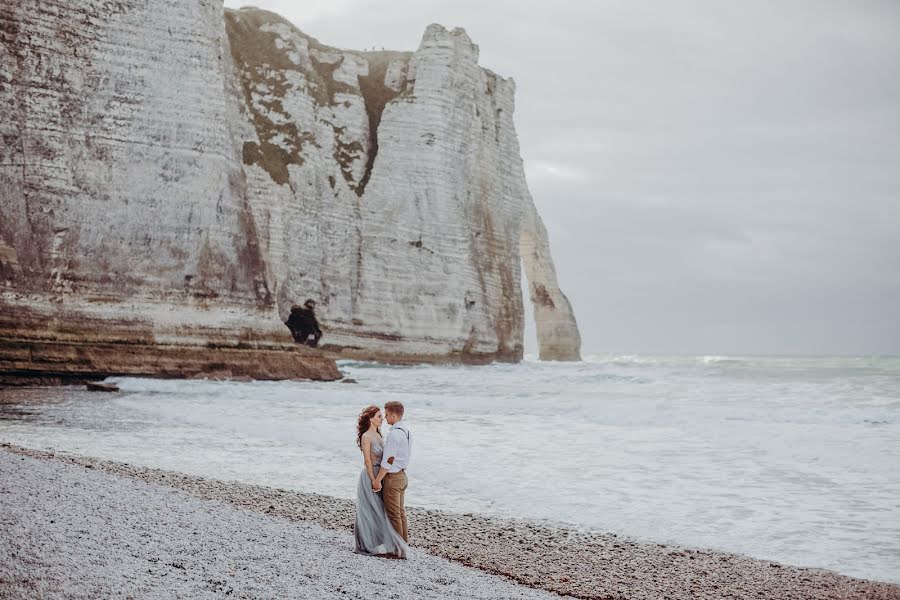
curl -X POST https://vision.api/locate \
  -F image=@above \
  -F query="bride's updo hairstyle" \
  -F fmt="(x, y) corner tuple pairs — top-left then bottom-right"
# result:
(356, 405), (382, 449)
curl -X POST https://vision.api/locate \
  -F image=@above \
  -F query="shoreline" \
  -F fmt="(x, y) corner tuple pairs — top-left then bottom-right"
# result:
(2, 443), (897, 600)
(0, 445), (561, 600)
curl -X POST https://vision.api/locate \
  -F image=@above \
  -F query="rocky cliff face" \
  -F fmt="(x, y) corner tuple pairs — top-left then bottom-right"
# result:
(0, 0), (579, 380)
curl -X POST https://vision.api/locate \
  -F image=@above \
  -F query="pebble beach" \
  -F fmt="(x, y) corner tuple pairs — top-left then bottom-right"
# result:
(2, 443), (897, 600)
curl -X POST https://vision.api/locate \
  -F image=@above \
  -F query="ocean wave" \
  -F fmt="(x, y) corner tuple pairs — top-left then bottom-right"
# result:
(579, 354), (755, 369)
(582, 354), (658, 367)
(701, 356), (747, 365)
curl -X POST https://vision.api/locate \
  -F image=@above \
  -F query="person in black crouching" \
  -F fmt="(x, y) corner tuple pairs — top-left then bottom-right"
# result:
(285, 299), (322, 348)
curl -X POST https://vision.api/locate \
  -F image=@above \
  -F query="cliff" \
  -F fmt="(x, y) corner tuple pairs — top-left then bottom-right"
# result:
(0, 0), (580, 382)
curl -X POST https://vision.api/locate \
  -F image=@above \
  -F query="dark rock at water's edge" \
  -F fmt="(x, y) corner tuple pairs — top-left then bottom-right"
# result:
(85, 381), (120, 392)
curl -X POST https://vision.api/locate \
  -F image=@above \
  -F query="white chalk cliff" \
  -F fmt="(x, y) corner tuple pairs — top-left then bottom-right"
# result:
(0, 1), (580, 380)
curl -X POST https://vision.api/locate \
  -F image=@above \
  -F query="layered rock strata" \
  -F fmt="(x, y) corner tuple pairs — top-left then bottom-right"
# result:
(0, 0), (580, 378)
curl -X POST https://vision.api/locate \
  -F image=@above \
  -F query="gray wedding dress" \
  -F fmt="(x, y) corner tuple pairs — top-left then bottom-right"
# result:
(354, 436), (409, 558)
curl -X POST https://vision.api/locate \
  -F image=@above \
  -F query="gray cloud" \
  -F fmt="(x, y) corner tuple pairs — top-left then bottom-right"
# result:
(226, 0), (900, 355)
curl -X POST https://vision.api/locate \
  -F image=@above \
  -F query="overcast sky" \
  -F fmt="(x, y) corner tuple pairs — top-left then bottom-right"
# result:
(224, 0), (900, 356)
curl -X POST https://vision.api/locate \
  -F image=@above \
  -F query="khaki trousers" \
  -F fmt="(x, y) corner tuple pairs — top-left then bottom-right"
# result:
(382, 470), (409, 542)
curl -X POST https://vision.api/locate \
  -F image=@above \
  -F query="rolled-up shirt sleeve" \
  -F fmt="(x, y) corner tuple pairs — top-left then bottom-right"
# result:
(381, 430), (399, 471)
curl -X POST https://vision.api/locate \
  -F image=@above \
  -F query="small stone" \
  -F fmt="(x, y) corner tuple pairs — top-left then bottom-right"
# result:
(85, 382), (120, 392)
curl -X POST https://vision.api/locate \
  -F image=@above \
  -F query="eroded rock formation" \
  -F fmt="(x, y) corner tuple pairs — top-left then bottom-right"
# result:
(0, 1), (580, 380)
(521, 202), (582, 361)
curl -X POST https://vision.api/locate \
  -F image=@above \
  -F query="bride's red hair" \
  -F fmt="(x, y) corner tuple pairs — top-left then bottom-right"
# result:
(356, 405), (382, 449)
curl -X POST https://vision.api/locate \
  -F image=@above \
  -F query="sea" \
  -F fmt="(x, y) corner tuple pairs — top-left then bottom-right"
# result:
(1, 355), (898, 583)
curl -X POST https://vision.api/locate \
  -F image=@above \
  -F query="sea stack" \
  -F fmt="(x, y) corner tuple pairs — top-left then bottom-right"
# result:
(0, 1), (580, 382)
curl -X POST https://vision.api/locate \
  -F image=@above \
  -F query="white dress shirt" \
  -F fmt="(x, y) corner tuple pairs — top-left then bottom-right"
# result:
(380, 420), (411, 473)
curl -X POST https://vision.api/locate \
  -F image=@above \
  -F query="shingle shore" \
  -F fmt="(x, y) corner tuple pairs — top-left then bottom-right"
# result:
(1, 446), (564, 600)
(2, 443), (898, 600)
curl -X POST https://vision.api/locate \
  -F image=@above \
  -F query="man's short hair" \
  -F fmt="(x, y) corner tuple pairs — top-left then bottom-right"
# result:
(384, 400), (404, 419)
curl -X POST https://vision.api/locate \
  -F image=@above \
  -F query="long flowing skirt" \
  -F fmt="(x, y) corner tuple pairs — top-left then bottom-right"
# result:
(354, 466), (408, 558)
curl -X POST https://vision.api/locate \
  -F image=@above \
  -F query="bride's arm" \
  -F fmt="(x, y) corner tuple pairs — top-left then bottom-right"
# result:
(362, 435), (376, 484)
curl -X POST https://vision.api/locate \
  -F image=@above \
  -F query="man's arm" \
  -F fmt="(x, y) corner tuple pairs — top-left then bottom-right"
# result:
(373, 431), (398, 491)
(373, 454), (396, 491)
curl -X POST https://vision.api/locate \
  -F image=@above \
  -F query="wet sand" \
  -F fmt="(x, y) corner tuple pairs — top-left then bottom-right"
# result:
(2, 443), (897, 600)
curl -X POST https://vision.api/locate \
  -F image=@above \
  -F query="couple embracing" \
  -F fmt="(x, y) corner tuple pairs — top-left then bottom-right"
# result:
(355, 401), (411, 559)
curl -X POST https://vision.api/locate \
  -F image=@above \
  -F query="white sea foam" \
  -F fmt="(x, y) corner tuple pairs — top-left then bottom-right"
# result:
(1, 356), (898, 583)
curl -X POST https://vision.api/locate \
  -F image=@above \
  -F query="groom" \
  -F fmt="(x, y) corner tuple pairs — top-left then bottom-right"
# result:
(372, 400), (410, 543)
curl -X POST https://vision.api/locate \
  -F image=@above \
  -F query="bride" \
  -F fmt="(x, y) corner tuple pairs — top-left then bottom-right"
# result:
(354, 405), (409, 559)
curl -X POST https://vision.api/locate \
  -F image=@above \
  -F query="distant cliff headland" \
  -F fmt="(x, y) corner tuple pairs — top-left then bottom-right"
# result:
(0, 1), (580, 384)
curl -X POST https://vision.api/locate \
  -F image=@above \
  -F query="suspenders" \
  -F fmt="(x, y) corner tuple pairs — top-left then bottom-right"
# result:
(387, 426), (410, 472)
(393, 426), (410, 441)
